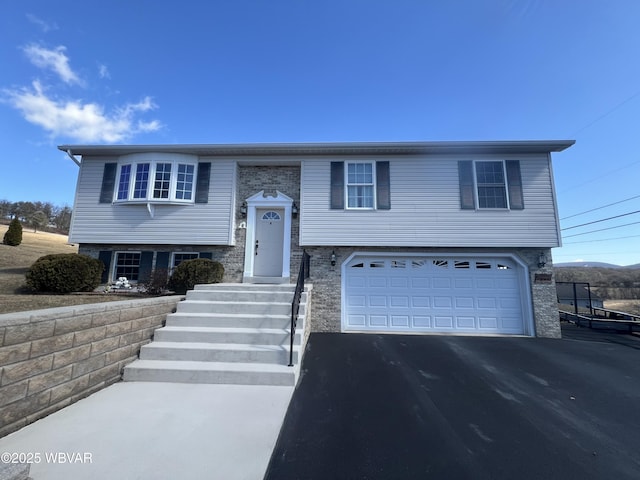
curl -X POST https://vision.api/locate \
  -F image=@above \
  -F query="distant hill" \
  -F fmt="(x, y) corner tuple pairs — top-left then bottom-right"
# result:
(554, 264), (640, 300)
(554, 262), (623, 268)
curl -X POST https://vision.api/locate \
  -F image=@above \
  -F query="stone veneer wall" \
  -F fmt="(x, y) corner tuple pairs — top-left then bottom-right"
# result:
(302, 246), (560, 338)
(0, 296), (181, 438)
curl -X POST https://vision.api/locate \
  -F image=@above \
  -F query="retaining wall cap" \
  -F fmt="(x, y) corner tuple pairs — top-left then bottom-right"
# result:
(0, 296), (183, 328)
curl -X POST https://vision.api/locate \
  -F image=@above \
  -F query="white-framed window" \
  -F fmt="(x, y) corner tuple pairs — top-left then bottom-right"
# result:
(459, 160), (523, 211)
(114, 252), (141, 281)
(474, 161), (508, 209)
(346, 162), (375, 209)
(115, 160), (197, 203)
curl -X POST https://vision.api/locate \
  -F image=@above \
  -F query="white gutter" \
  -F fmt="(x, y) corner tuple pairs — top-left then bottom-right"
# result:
(65, 149), (81, 167)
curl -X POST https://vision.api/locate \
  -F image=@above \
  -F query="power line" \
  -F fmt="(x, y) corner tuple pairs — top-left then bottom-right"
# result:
(560, 194), (640, 221)
(562, 220), (640, 238)
(561, 210), (640, 231)
(564, 234), (640, 245)
(559, 158), (640, 194)
(569, 88), (640, 138)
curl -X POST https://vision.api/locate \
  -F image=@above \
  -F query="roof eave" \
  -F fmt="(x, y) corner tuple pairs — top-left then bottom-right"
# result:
(58, 140), (576, 158)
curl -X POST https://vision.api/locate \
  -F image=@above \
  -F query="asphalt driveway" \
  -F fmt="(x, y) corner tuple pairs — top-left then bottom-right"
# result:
(265, 327), (640, 480)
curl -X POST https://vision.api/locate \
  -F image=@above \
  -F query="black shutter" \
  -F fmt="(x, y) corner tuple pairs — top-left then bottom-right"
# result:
(195, 162), (211, 204)
(458, 161), (476, 210)
(99, 163), (117, 203)
(330, 162), (344, 209)
(98, 251), (112, 283)
(376, 161), (391, 210)
(155, 251), (171, 282)
(156, 251), (170, 271)
(139, 251), (154, 282)
(505, 160), (524, 210)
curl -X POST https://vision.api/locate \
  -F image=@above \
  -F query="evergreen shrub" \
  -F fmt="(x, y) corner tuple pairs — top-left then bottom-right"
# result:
(3, 217), (23, 246)
(168, 258), (224, 294)
(26, 253), (104, 293)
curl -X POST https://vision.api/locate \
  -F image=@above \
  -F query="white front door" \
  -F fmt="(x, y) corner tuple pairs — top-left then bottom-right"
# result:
(254, 209), (285, 277)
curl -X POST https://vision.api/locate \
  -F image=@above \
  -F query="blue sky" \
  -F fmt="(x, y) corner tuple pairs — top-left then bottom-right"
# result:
(1, 1), (639, 266)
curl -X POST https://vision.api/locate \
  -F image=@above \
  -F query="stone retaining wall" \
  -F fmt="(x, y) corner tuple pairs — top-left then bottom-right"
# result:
(0, 296), (181, 438)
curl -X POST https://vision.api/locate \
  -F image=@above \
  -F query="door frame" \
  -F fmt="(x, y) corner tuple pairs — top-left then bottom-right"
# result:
(243, 190), (293, 282)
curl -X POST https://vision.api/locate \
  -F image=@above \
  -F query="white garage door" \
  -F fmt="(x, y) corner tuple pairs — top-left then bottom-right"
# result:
(343, 255), (528, 335)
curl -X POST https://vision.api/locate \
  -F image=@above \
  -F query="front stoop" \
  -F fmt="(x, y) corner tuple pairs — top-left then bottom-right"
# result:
(123, 283), (311, 387)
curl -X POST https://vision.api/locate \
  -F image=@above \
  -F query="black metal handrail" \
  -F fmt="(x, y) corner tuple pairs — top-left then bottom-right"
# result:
(289, 250), (310, 366)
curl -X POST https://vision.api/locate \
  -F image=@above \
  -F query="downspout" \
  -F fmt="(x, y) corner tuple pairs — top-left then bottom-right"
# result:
(65, 149), (81, 167)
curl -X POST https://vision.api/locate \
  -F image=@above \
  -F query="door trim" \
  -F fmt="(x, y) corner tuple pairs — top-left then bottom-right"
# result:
(243, 190), (293, 282)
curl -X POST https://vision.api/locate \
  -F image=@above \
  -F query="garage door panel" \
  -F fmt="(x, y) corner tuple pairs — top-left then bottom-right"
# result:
(348, 276), (367, 288)
(433, 277), (452, 288)
(348, 295), (366, 307)
(433, 297), (453, 308)
(501, 317), (523, 330)
(370, 315), (388, 327)
(500, 298), (519, 309)
(390, 296), (409, 308)
(477, 297), (497, 309)
(454, 278), (474, 289)
(456, 317), (476, 329)
(413, 316), (431, 327)
(390, 277), (409, 288)
(368, 277), (387, 288)
(390, 316), (410, 327)
(344, 255), (526, 335)
(412, 296), (430, 308)
(455, 297), (474, 308)
(434, 316), (454, 328)
(412, 277), (430, 288)
(476, 278), (496, 289)
(479, 317), (498, 329)
(369, 296), (387, 307)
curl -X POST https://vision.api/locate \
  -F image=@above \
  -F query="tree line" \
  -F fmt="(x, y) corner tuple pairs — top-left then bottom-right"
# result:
(555, 267), (640, 300)
(0, 200), (72, 234)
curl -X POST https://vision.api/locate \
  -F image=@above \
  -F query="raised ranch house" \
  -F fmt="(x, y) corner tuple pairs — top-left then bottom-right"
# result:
(60, 140), (574, 338)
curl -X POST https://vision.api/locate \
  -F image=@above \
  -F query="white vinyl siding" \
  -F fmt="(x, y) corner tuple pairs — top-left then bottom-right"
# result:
(69, 156), (237, 245)
(300, 154), (560, 247)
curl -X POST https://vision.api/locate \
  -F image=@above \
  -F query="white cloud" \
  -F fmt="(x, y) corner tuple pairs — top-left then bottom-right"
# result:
(98, 64), (111, 79)
(4, 81), (162, 143)
(26, 14), (59, 33)
(23, 44), (83, 86)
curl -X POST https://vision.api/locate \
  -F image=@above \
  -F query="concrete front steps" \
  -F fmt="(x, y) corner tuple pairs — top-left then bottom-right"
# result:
(123, 283), (310, 386)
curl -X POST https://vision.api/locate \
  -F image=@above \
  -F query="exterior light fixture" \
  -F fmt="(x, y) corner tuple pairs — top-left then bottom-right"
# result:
(292, 202), (298, 217)
(331, 250), (336, 266)
(240, 201), (247, 217)
(538, 252), (547, 268)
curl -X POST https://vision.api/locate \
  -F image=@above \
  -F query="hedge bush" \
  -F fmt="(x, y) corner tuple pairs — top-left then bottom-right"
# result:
(168, 258), (224, 294)
(26, 253), (104, 293)
(3, 217), (23, 246)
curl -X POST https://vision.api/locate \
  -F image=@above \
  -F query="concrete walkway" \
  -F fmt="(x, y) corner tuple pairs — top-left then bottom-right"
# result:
(0, 382), (293, 480)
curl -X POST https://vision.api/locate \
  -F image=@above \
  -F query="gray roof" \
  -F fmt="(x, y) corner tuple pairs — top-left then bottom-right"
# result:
(59, 140), (575, 158)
